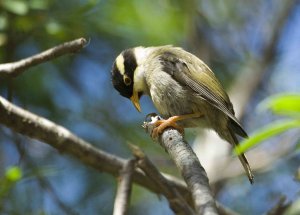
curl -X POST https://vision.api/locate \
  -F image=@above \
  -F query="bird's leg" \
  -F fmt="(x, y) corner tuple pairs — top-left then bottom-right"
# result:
(151, 112), (203, 138)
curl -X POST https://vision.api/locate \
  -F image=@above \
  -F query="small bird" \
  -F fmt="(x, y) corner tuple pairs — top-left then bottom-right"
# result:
(111, 45), (254, 183)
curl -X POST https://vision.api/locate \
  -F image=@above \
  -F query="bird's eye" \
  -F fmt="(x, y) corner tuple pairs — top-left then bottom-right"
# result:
(123, 75), (132, 86)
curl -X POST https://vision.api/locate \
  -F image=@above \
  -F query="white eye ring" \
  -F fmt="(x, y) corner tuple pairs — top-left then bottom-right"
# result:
(123, 75), (132, 86)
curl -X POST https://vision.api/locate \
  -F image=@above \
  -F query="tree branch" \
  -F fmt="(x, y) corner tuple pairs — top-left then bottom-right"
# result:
(129, 143), (195, 215)
(113, 159), (135, 215)
(0, 38), (87, 78)
(0, 96), (188, 204)
(143, 115), (218, 215)
(0, 94), (238, 214)
(0, 36), (242, 213)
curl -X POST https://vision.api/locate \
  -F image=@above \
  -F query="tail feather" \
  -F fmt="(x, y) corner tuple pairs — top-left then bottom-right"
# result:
(237, 152), (254, 184)
(228, 129), (254, 184)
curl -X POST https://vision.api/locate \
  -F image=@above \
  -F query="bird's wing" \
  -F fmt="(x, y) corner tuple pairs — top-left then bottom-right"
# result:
(159, 50), (248, 138)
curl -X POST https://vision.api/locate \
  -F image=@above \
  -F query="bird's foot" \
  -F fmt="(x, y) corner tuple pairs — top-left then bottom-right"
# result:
(151, 116), (184, 139)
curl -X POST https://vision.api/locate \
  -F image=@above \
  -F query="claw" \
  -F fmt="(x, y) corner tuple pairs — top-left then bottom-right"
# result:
(146, 112), (203, 139)
(150, 117), (184, 139)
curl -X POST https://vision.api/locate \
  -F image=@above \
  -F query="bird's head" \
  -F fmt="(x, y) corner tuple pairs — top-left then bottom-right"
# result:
(111, 47), (147, 112)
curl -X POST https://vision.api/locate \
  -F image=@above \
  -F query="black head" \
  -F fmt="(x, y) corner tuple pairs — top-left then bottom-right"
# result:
(111, 49), (137, 98)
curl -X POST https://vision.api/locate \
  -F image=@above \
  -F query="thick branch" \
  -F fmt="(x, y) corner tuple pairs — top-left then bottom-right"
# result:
(143, 115), (218, 215)
(0, 96), (188, 203)
(0, 38), (87, 78)
(129, 144), (195, 215)
(113, 159), (135, 215)
(0, 96), (237, 214)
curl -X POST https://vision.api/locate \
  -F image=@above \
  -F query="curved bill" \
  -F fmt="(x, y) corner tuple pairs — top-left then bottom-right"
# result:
(130, 91), (141, 112)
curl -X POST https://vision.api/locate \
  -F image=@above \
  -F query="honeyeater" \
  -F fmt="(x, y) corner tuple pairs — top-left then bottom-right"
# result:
(111, 45), (254, 183)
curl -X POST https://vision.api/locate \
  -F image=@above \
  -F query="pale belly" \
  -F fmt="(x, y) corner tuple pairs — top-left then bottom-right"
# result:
(149, 80), (210, 128)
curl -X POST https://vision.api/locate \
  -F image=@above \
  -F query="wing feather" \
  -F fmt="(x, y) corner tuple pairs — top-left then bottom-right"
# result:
(159, 50), (248, 137)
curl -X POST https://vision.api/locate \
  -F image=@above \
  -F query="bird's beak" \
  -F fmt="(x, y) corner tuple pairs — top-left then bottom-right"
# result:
(130, 91), (141, 112)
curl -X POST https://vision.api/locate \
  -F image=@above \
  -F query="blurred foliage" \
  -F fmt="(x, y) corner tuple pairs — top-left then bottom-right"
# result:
(0, 0), (299, 214)
(0, 166), (22, 208)
(296, 168), (300, 181)
(236, 94), (300, 154)
(95, 0), (190, 45)
(284, 198), (300, 215)
(260, 94), (300, 117)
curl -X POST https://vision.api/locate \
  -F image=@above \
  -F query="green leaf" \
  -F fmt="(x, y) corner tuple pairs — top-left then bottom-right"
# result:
(258, 94), (300, 117)
(5, 166), (22, 182)
(235, 120), (300, 155)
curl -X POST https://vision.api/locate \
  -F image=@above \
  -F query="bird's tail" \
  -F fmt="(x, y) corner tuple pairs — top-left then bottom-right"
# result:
(228, 129), (254, 184)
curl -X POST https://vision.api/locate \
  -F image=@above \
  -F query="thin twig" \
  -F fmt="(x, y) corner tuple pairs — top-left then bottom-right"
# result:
(143, 115), (218, 215)
(113, 159), (136, 215)
(0, 38), (87, 78)
(128, 143), (195, 215)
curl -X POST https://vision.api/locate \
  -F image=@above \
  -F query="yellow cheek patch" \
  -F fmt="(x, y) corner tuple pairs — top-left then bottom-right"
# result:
(116, 55), (125, 75)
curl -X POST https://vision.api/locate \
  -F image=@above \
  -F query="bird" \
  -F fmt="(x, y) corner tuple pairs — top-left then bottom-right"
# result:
(111, 45), (254, 184)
